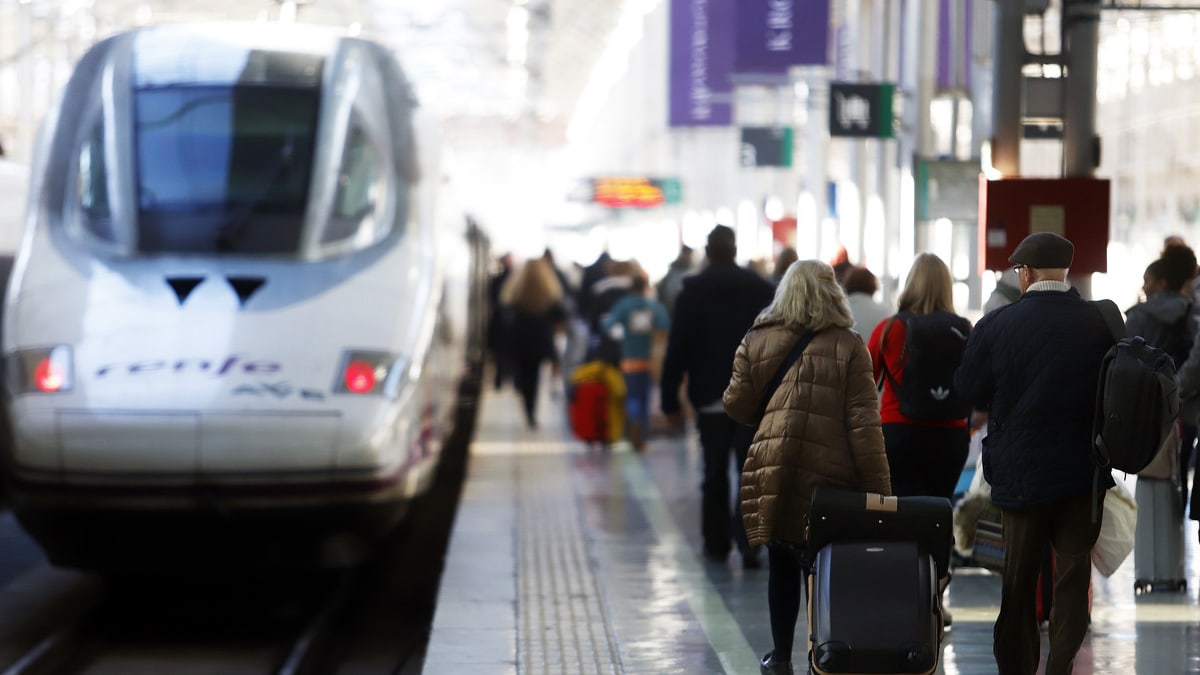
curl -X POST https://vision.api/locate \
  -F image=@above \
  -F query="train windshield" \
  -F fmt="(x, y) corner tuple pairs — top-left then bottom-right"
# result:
(133, 85), (319, 255)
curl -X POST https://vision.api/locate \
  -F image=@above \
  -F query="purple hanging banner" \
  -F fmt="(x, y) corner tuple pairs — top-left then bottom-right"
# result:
(964, 0), (974, 91)
(669, 0), (735, 127)
(937, 0), (973, 91)
(734, 0), (830, 75)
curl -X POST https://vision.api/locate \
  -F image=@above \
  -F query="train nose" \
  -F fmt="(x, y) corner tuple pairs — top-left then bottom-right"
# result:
(197, 410), (340, 473)
(52, 409), (342, 474)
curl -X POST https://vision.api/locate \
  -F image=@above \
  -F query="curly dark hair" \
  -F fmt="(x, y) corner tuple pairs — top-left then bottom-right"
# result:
(1160, 243), (1198, 292)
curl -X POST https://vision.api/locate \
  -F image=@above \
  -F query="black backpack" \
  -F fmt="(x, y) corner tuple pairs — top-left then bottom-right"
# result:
(878, 311), (972, 422)
(1092, 300), (1180, 474)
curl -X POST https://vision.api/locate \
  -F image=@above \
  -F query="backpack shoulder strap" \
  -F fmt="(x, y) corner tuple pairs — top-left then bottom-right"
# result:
(1091, 299), (1125, 342)
(1090, 299), (1124, 521)
(758, 331), (816, 420)
(877, 313), (906, 392)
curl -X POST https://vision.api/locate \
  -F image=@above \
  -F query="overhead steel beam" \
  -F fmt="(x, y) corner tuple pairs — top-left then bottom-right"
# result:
(1102, 2), (1200, 9)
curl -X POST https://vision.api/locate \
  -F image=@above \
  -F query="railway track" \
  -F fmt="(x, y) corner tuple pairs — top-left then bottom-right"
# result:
(0, 497), (453, 674)
(0, 397), (476, 675)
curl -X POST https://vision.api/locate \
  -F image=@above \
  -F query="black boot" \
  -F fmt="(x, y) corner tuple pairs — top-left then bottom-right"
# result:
(760, 650), (794, 675)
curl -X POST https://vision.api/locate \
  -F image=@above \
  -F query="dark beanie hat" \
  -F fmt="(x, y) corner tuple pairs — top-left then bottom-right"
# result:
(1009, 232), (1074, 269)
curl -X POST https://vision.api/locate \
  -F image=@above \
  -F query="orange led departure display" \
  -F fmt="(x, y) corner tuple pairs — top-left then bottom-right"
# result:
(593, 178), (666, 208)
(581, 177), (681, 208)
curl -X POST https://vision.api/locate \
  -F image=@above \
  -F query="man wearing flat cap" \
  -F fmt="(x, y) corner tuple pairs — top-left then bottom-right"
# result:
(954, 231), (1116, 675)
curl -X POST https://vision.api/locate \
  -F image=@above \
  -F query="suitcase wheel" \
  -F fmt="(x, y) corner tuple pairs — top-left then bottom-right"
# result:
(1134, 579), (1188, 595)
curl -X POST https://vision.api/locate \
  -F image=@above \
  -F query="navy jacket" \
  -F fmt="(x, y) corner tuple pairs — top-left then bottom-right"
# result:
(660, 264), (775, 415)
(954, 289), (1116, 508)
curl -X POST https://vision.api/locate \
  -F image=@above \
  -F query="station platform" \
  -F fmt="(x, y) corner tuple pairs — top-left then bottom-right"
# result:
(423, 381), (1200, 674)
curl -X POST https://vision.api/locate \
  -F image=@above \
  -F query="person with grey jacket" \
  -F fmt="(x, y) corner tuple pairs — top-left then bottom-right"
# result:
(984, 267), (1022, 314)
(841, 266), (891, 336)
(1131, 246), (1199, 515)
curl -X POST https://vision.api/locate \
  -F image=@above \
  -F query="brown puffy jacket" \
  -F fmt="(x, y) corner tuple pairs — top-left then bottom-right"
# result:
(724, 319), (891, 548)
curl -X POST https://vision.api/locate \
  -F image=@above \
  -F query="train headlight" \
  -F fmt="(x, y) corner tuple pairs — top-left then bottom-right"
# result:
(7, 346), (74, 394)
(344, 360), (377, 394)
(333, 350), (404, 396)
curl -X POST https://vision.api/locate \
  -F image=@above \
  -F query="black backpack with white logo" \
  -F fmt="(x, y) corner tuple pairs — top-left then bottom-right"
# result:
(879, 311), (972, 422)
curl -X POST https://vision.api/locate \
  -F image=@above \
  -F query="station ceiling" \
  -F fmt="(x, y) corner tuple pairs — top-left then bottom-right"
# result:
(11, 0), (626, 146)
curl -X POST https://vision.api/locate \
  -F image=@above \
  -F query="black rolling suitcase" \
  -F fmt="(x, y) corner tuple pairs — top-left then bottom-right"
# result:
(1133, 477), (1187, 594)
(806, 486), (952, 675)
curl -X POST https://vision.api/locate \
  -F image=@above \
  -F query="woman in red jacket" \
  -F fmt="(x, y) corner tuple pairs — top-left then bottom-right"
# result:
(867, 253), (971, 624)
(867, 253), (971, 499)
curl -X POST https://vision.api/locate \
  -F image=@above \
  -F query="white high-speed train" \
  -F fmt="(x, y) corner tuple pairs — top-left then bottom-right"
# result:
(0, 158), (28, 315)
(0, 24), (488, 568)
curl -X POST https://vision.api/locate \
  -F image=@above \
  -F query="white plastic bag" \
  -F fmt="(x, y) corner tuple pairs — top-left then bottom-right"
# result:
(965, 427), (985, 473)
(1091, 481), (1137, 577)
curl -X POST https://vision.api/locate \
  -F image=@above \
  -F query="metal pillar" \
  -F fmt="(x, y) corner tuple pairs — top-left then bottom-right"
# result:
(851, 0), (869, 266)
(1063, 0), (1101, 178)
(916, 2), (939, 158)
(908, 0), (940, 265)
(972, 1), (994, 160)
(18, 3), (34, 161)
(1063, 0), (1102, 297)
(991, 0), (1024, 176)
(806, 74), (830, 260)
(879, 0), (901, 304)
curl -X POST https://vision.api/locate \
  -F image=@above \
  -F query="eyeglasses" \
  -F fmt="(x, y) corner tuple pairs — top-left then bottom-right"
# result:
(1012, 264), (1026, 272)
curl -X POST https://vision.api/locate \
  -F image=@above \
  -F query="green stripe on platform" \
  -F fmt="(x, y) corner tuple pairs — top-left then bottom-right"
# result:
(619, 450), (759, 675)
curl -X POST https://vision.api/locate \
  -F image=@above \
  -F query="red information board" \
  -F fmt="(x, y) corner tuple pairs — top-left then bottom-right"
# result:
(978, 176), (1110, 274)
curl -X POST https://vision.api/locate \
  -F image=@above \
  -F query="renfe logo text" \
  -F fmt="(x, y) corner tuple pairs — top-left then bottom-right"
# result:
(95, 355), (281, 378)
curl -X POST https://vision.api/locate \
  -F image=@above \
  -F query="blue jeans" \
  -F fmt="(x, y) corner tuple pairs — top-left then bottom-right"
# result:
(623, 371), (652, 432)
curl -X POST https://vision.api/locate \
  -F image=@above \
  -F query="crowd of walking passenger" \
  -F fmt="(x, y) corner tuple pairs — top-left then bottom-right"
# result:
(483, 225), (1200, 675)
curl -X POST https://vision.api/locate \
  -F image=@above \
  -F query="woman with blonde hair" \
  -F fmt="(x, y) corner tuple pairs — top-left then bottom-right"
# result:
(501, 257), (567, 428)
(724, 259), (892, 675)
(866, 252), (971, 624)
(866, 252), (970, 498)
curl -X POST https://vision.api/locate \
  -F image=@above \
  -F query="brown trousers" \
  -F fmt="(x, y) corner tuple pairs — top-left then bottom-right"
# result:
(994, 493), (1103, 675)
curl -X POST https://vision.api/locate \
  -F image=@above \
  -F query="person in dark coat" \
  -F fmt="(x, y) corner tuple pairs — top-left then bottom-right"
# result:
(661, 224), (776, 568)
(1175, 312), (1200, 531)
(500, 258), (566, 428)
(953, 232), (1116, 675)
(574, 258), (643, 369)
(577, 250), (612, 324)
(486, 254), (514, 390)
(771, 247), (799, 285)
(657, 244), (694, 315)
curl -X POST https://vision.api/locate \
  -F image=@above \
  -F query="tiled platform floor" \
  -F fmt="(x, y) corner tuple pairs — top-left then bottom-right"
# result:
(424, 384), (1200, 674)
